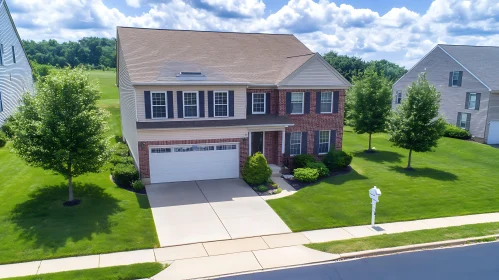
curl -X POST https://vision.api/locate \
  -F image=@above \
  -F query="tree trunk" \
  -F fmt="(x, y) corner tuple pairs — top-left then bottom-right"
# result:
(368, 133), (372, 151)
(407, 149), (412, 169)
(68, 175), (73, 202)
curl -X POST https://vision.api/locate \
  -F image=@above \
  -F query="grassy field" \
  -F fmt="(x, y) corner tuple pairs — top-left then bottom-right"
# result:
(307, 222), (499, 254)
(268, 127), (499, 232)
(0, 70), (158, 264)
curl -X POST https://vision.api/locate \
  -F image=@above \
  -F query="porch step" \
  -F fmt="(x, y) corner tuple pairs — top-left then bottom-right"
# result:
(268, 164), (281, 177)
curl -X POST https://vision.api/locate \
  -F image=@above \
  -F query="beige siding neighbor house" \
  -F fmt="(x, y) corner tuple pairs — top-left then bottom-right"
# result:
(393, 44), (499, 144)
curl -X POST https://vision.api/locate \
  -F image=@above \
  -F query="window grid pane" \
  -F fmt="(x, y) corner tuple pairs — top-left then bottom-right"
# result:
(319, 131), (330, 154)
(468, 94), (476, 109)
(290, 132), (302, 155)
(291, 93), (303, 114)
(452, 71), (459, 86)
(152, 92), (167, 118)
(253, 93), (265, 113)
(184, 92), (198, 117)
(215, 92), (228, 117)
(460, 113), (467, 129)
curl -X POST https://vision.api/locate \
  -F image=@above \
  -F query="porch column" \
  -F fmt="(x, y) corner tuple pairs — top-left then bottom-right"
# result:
(281, 129), (286, 154)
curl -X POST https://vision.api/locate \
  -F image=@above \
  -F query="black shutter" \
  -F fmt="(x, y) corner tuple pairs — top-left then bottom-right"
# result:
(208, 91), (214, 117)
(304, 92), (310, 114)
(330, 130), (336, 151)
(456, 112), (462, 127)
(457, 71), (463, 87)
(314, 131), (320, 155)
(333, 91), (339, 113)
(286, 92), (292, 114)
(316, 92), (322, 114)
(167, 91), (174, 118)
(448, 72), (453, 87)
(144, 91), (151, 119)
(466, 113), (471, 131)
(229, 90), (235, 117)
(199, 91), (205, 117)
(266, 92), (271, 114)
(476, 93), (481, 110)
(285, 132), (291, 156)
(301, 132), (308, 154)
(465, 92), (470, 109)
(247, 93), (252, 115)
(177, 91), (183, 118)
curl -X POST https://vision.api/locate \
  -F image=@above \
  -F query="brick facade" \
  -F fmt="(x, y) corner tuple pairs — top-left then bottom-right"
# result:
(264, 131), (279, 164)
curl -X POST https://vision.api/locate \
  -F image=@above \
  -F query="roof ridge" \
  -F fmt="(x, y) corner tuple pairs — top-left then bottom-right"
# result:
(286, 53), (315, 58)
(439, 43), (499, 48)
(117, 26), (295, 36)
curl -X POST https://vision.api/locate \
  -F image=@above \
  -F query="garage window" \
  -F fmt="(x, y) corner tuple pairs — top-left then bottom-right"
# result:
(216, 144), (237, 150)
(183, 91), (199, 118)
(151, 147), (171, 153)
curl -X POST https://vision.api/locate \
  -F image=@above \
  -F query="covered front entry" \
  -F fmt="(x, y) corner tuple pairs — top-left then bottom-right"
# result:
(488, 121), (499, 144)
(149, 143), (239, 183)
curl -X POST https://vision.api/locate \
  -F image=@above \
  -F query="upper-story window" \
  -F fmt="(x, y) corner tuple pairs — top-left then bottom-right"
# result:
(252, 93), (266, 114)
(290, 132), (302, 156)
(183, 91), (199, 118)
(320, 92), (333, 113)
(151, 92), (167, 119)
(214, 91), (229, 117)
(396, 90), (402, 104)
(11, 46), (16, 64)
(452, 71), (460, 87)
(467, 93), (477, 110)
(291, 92), (304, 114)
(0, 44), (3, 65)
(318, 131), (330, 154)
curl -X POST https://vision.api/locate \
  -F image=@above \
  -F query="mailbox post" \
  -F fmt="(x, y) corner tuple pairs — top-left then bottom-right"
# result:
(369, 186), (381, 226)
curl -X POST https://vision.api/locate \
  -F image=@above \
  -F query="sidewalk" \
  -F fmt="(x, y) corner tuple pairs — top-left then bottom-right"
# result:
(2, 212), (499, 279)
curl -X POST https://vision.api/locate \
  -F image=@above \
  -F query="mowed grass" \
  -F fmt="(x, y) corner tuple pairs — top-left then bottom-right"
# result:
(268, 127), (499, 232)
(0, 71), (158, 264)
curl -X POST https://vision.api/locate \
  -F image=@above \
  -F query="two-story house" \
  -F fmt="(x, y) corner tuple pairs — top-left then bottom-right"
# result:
(392, 44), (499, 144)
(0, 0), (33, 126)
(117, 27), (350, 184)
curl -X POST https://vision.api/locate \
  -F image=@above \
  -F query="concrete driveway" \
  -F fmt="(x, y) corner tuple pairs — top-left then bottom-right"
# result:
(146, 179), (291, 247)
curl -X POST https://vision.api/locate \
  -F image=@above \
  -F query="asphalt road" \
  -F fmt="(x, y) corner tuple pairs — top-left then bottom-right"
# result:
(222, 242), (499, 280)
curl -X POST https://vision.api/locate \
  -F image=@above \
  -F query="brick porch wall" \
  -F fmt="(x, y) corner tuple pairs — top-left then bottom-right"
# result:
(138, 138), (249, 179)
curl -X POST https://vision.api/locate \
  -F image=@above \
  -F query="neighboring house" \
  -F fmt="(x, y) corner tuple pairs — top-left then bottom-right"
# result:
(116, 27), (350, 184)
(393, 44), (499, 144)
(0, 0), (33, 126)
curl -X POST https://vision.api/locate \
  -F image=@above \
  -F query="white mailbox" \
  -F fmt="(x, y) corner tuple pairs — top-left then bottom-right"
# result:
(369, 186), (381, 202)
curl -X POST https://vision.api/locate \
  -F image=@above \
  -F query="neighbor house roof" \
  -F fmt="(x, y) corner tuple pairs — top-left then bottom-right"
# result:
(117, 27), (319, 85)
(438, 44), (499, 91)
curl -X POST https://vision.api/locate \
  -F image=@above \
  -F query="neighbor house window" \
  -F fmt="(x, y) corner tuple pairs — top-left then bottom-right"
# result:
(320, 92), (333, 113)
(290, 132), (302, 156)
(151, 92), (167, 119)
(183, 91), (199, 118)
(11, 46), (15, 64)
(252, 93), (265, 114)
(0, 44), (3, 65)
(0, 91), (3, 112)
(452, 71), (460, 86)
(214, 91), (229, 117)
(459, 113), (468, 129)
(467, 93), (477, 110)
(291, 92), (304, 114)
(396, 90), (402, 104)
(319, 131), (330, 154)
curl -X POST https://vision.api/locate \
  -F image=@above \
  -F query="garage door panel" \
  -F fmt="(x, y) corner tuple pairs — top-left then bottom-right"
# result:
(488, 121), (499, 145)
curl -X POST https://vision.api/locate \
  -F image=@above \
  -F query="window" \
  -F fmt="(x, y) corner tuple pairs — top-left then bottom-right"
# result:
(452, 71), (460, 87)
(459, 113), (468, 129)
(151, 92), (167, 119)
(468, 93), (477, 110)
(252, 93), (266, 114)
(291, 92), (304, 114)
(183, 91), (198, 118)
(290, 132), (302, 156)
(320, 92), (333, 113)
(151, 148), (171, 153)
(0, 91), (3, 112)
(214, 91), (229, 117)
(216, 144), (237, 150)
(396, 90), (402, 104)
(318, 131), (330, 154)
(0, 44), (3, 65)
(11, 46), (15, 64)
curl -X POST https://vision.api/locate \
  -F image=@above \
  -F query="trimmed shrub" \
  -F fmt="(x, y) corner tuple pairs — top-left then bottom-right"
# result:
(132, 180), (145, 191)
(255, 185), (269, 193)
(0, 131), (7, 148)
(323, 150), (353, 170)
(275, 187), (282, 194)
(111, 163), (139, 188)
(293, 154), (316, 169)
(270, 182), (279, 189)
(306, 161), (330, 177)
(444, 124), (471, 140)
(242, 152), (272, 186)
(1, 116), (15, 139)
(112, 143), (129, 157)
(294, 168), (319, 182)
(109, 154), (134, 165)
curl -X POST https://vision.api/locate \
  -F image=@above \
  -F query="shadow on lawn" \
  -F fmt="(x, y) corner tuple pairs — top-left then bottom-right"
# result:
(352, 150), (403, 163)
(330, 168), (368, 185)
(388, 166), (458, 181)
(9, 183), (123, 251)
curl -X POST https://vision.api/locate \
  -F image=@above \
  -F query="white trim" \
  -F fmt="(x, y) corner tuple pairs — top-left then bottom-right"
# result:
(150, 91), (168, 119)
(149, 142), (239, 149)
(251, 92), (266, 114)
(320, 91), (333, 114)
(290, 92), (304, 115)
(182, 91), (199, 118)
(281, 129), (285, 154)
(289, 131), (302, 156)
(318, 130), (330, 155)
(138, 124), (294, 131)
(213, 90), (229, 118)
(132, 81), (250, 86)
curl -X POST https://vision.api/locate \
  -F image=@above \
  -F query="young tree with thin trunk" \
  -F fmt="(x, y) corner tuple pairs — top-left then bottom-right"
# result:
(11, 68), (109, 204)
(347, 65), (392, 152)
(387, 73), (446, 169)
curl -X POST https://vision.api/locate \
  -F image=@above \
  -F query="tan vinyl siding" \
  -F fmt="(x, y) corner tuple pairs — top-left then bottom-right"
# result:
(118, 42), (139, 165)
(0, 1), (33, 125)
(134, 85), (247, 122)
(279, 55), (346, 87)
(138, 127), (248, 141)
(393, 46), (490, 139)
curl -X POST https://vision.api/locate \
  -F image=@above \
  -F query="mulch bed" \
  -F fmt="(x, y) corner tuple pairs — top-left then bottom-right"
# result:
(284, 166), (353, 191)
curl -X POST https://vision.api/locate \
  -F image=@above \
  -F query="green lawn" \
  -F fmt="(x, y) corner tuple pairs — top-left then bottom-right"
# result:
(307, 222), (499, 254)
(268, 127), (499, 232)
(0, 71), (159, 265)
(5, 262), (165, 280)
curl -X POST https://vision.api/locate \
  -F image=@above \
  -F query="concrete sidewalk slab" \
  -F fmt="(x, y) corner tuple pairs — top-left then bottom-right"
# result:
(154, 244), (208, 262)
(342, 225), (380, 238)
(420, 217), (455, 229)
(446, 213), (499, 226)
(0, 261), (40, 279)
(252, 245), (340, 269)
(152, 252), (262, 280)
(262, 233), (311, 248)
(303, 228), (355, 243)
(376, 220), (433, 234)
(38, 255), (99, 274)
(203, 237), (269, 256)
(99, 249), (155, 268)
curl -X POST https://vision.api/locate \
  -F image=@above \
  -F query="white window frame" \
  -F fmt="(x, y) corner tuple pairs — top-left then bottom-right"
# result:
(459, 113), (468, 129)
(290, 132), (302, 156)
(183, 91), (199, 118)
(452, 71), (460, 87)
(214, 90), (229, 118)
(291, 92), (304, 115)
(252, 92), (266, 114)
(320, 92), (333, 113)
(396, 91), (402, 104)
(151, 91), (167, 119)
(467, 93), (477, 110)
(318, 130), (331, 155)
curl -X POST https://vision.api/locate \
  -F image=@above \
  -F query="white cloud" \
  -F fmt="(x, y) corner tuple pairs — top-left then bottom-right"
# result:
(126, 0), (142, 8)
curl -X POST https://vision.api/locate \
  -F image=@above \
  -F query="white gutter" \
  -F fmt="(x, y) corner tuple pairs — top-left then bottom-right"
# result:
(137, 123), (294, 131)
(132, 81), (251, 86)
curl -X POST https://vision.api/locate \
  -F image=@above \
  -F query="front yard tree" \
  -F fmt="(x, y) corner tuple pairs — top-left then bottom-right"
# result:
(12, 68), (109, 205)
(387, 73), (446, 170)
(347, 65), (392, 152)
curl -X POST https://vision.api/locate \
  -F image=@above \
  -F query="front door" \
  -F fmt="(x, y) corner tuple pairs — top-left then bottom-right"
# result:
(251, 132), (264, 155)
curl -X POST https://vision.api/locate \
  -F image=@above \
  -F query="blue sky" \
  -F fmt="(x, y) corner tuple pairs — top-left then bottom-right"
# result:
(8, 0), (499, 68)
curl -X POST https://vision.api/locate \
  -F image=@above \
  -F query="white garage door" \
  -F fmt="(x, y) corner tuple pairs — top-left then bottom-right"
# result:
(149, 143), (239, 183)
(488, 121), (499, 144)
